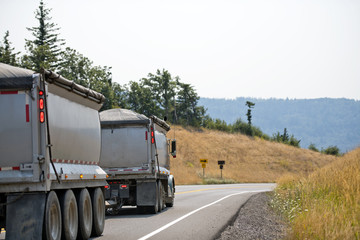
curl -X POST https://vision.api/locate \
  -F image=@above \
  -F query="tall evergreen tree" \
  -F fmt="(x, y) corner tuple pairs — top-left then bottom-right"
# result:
(245, 101), (255, 126)
(22, 0), (65, 70)
(0, 31), (20, 66)
(176, 82), (204, 126)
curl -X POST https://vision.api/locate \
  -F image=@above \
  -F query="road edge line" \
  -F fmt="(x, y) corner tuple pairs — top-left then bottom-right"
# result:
(138, 190), (265, 240)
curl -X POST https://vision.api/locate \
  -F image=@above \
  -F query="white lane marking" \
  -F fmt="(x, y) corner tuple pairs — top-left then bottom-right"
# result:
(138, 190), (266, 240)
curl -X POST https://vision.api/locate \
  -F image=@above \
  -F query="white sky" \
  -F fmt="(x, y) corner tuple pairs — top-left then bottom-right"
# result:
(1, 0), (359, 99)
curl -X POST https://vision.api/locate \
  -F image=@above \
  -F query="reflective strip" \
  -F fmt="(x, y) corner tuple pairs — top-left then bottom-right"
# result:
(52, 159), (99, 165)
(0, 166), (20, 171)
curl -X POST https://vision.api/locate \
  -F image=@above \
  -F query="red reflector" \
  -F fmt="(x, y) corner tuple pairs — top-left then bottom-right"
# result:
(121, 185), (128, 189)
(12, 167), (20, 171)
(39, 90), (44, 96)
(104, 185), (109, 189)
(40, 111), (45, 123)
(0, 91), (18, 94)
(39, 98), (44, 110)
(145, 131), (148, 140)
(26, 104), (30, 122)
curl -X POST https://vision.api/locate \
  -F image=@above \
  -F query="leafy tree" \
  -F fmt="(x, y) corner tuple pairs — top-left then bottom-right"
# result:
(245, 101), (255, 126)
(143, 69), (177, 120)
(112, 82), (129, 109)
(0, 31), (20, 66)
(58, 47), (115, 110)
(22, 0), (65, 70)
(127, 81), (161, 117)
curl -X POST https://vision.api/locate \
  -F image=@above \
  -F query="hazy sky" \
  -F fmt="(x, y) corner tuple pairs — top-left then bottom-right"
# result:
(1, 0), (359, 99)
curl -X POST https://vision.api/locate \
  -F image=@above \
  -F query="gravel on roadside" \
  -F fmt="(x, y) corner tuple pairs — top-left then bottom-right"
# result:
(216, 192), (288, 240)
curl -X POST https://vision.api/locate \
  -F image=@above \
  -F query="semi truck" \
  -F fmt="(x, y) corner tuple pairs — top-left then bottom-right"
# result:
(99, 108), (176, 214)
(0, 63), (107, 240)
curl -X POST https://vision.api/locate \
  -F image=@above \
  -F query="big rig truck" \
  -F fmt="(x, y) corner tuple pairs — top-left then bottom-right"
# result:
(0, 63), (107, 240)
(99, 108), (176, 214)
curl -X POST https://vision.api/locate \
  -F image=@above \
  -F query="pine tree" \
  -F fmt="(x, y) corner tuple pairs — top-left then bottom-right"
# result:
(0, 31), (20, 66)
(22, 0), (65, 70)
(245, 101), (255, 126)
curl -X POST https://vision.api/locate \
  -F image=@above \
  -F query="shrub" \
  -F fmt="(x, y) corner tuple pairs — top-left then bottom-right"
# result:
(322, 146), (341, 156)
(308, 143), (319, 152)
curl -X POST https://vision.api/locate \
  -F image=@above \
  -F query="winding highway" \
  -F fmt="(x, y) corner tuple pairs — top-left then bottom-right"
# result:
(93, 183), (275, 240)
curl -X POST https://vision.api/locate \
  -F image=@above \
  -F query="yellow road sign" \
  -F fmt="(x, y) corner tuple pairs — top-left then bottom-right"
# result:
(200, 159), (208, 164)
(201, 163), (206, 168)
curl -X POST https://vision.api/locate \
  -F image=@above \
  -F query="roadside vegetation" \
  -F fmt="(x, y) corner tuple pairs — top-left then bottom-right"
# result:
(169, 126), (336, 185)
(271, 147), (360, 239)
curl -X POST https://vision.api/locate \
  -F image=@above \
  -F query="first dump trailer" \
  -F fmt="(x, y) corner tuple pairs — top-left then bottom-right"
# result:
(0, 63), (107, 240)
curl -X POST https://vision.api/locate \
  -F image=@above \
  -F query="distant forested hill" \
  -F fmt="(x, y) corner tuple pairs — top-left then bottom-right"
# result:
(198, 97), (360, 153)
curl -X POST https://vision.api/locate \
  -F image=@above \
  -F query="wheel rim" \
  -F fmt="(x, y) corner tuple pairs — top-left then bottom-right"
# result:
(96, 195), (104, 224)
(50, 201), (60, 239)
(69, 200), (77, 236)
(84, 198), (92, 232)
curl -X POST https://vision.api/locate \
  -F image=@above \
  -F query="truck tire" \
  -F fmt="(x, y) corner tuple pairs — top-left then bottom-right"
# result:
(60, 190), (78, 240)
(76, 188), (93, 240)
(158, 183), (165, 211)
(44, 191), (62, 240)
(166, 196), (174, 207)
(166, 184), (175, 207)
(91, 188), (105, 237)
(149, 182), (159, 214)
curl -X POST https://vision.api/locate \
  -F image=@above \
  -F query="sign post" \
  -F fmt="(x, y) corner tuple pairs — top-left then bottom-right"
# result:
(218, 160), (225, 179)
(200, 159), (208, 178)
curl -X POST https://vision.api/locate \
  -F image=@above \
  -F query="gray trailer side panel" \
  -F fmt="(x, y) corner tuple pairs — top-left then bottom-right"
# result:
(47, 90), (101, 164)
(100, 126), (149, 168)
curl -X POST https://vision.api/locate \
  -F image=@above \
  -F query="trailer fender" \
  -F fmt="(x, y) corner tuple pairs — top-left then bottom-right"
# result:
(6, 192), (46, 240)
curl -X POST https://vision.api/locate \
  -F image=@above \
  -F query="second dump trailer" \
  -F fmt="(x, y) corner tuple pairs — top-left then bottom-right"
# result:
(99, 108), (176, 214)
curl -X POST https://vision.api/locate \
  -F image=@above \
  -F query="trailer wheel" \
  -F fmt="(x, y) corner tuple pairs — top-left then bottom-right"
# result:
(60, 190), (78, 240)
(44, 191), (62, 240)
(77, 188), (93, 240)
(91, 188), (105, 237)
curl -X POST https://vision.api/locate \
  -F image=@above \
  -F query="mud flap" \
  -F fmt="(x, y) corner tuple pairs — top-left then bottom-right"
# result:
(6, 193), (46, 240)
(136, 181), (156, 206)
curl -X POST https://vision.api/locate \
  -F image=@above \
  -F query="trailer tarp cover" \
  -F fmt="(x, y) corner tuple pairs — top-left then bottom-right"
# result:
(0, 63), (35, 89)
(0, 63), (105, 104)
(42, 69), (105, 104)
(100, 108), (150, 127)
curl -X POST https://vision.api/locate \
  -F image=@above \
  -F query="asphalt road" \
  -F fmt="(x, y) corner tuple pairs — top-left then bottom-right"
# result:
(92, 183), (275, 240)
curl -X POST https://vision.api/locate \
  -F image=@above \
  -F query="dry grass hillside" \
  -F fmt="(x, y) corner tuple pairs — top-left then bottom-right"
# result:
(169, 126), (337, 185)
(273, 147), (360, 239)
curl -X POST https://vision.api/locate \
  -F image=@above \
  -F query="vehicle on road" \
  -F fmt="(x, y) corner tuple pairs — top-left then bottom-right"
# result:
(99, 108), (176, 214)
(0, 63), (107, 240)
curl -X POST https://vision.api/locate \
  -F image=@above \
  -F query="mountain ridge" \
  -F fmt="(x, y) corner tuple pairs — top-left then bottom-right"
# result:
(198, 97), (360, 152)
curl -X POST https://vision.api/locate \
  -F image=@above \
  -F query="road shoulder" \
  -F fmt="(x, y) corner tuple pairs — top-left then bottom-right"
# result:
(216, 192), (288, 240)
